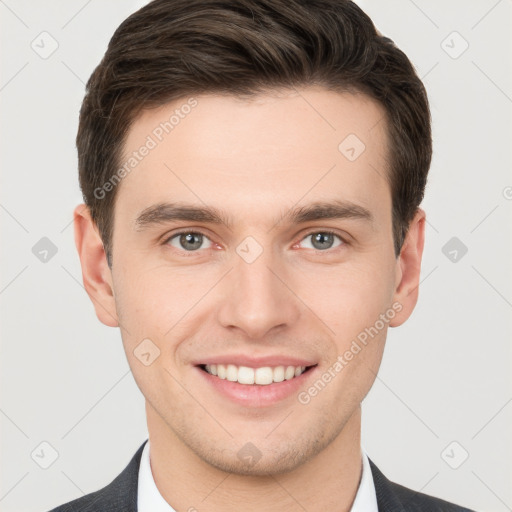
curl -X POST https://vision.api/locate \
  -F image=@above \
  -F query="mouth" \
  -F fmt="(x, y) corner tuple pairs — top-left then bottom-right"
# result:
(193, 354), (319, 407)
(195, 362), (319, 407)
(198, 363), (316, 385)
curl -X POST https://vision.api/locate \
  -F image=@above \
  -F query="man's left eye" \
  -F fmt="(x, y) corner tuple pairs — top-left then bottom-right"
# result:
(300, 231), (344, 251)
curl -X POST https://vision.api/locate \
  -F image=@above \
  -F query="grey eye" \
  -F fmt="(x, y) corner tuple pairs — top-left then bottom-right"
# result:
(168, 232), (212, 251)
(301, 232), (343, 251)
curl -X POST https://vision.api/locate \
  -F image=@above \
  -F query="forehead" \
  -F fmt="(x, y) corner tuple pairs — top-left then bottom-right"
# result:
(116, 87), (391, 227)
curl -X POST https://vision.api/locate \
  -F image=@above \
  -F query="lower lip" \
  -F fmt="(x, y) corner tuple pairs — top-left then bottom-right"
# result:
(196, 365), (317, 407)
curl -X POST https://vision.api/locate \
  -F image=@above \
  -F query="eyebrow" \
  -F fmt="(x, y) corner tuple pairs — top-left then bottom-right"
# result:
(134, 200), (374, 231)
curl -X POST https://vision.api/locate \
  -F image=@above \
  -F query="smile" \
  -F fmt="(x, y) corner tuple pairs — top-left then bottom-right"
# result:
(202, 364), (310, 385)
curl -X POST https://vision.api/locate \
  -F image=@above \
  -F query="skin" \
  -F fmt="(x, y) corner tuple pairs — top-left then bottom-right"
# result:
(74, 86), (425, 512)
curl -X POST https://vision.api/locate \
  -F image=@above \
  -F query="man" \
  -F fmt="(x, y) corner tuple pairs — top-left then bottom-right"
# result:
(48, 0), (476, 510)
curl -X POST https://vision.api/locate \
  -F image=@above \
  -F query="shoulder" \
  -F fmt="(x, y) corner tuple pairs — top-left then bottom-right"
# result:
(369, 458), (477, 512)
(46, 440), (147, 512)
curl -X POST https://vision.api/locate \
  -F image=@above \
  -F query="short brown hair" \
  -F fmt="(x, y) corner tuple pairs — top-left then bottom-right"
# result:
(77, 0), (432, 266)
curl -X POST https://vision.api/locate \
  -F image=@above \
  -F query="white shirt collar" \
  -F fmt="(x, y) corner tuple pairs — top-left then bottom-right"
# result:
(137, 439), (378, 511)
(352, 445), (379, 512)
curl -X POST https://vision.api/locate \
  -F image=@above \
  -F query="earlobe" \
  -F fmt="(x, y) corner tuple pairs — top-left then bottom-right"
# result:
(389, 208), (426, 328)
(73, 204), (119, 327)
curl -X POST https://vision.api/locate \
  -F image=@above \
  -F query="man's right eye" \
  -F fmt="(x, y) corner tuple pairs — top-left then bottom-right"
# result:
(163, 231), (213, 252)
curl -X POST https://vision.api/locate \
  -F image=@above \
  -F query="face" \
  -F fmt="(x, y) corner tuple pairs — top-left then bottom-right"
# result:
(76, 86), (425, 476)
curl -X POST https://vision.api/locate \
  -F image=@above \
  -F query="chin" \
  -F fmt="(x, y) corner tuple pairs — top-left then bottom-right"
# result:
(189, 429), (334, 477)
(202, 449), (307, 477)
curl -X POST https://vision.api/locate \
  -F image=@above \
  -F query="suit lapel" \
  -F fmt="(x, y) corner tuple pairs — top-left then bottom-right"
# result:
(368, 458), (406, 512)
(92, 439), (147, 511)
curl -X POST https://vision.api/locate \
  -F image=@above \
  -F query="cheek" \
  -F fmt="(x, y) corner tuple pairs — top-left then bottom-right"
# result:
(298, 258), (395, 337)
(112, 264), (219, 360)
(111, 268), (174, 355)
(300, 263), (394, 402)
(111, 270), (183, 401)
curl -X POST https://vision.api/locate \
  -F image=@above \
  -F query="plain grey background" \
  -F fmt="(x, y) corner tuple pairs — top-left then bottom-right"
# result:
(1, 1), (511, 511)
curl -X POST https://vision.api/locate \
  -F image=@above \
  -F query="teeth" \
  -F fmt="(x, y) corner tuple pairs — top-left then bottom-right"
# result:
(285, 366), (295, 380)
(217, 364), (226, 379)
(273, 366), (285, 383)
(226, 364), (238, 382)
(237, 366), (254, 384)
(203, 364), (308, 385)
(255, 367), (273, 385)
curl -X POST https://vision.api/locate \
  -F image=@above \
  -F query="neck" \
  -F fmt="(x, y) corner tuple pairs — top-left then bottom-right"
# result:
(146, 403), (363, 512)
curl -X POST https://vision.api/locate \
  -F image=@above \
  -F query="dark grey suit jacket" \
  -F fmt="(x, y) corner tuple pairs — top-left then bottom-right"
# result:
(48, 439), (476, 511)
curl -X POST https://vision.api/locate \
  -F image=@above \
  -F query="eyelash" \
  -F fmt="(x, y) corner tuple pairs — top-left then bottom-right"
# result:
(161, 229), (347, 255)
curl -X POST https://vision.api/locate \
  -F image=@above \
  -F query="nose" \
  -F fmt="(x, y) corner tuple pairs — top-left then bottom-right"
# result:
(216, 246), (301, 340)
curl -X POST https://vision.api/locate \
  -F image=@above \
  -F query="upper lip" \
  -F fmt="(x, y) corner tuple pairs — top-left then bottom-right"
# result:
(193, 354), (317, 368)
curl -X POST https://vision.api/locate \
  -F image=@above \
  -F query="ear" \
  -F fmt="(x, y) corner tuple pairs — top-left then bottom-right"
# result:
(389, 208), (426, 327)
(73, 204), (119, 327)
